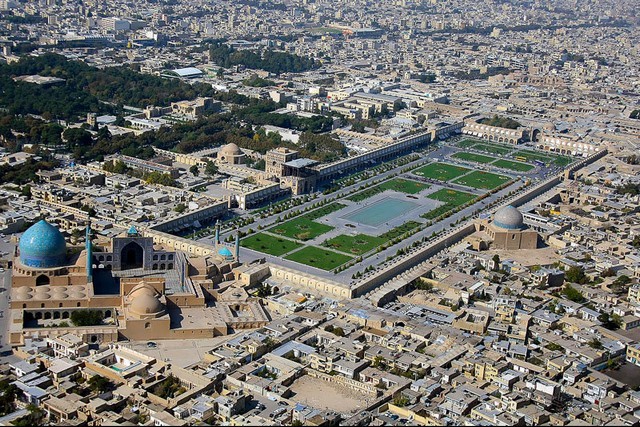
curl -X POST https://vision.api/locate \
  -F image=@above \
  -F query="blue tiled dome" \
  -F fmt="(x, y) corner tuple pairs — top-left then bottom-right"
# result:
(19, 220), (67, 268)
(218, 247), (233, 257)
(493, 205), (524, 230)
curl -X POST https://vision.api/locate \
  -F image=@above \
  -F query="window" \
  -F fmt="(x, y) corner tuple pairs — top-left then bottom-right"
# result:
(145, 322), (151, 329)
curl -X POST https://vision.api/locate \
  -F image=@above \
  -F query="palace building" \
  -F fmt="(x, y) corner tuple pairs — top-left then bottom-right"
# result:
(8, 220), (270, 346)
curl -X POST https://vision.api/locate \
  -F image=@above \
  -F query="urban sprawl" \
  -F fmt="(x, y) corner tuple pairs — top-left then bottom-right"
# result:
(0, 0), (639, 425)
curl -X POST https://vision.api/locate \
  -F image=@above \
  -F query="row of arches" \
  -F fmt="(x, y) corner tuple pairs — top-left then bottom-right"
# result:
(151, 263), (173, 270)
(24, 309), (112, 321)
(24, 302), (83, 309)
(484, 134), (517, 144)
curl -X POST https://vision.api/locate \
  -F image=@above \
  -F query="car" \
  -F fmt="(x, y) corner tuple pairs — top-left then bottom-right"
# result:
(146, 341), (157, 348)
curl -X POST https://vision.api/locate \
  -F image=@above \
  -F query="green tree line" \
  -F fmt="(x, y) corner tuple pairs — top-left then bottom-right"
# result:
(0, 53), (215, 120)
(209, 42), (320, 74)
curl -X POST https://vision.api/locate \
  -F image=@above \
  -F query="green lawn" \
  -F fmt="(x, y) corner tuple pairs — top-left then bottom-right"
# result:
(457, 139), (513, 156)
(267, 203), (346, 241)
(309, 27), (343, 34)
(268, 217), (333, 241)
(285, 246), (354, 271)
(452, 152), (495, 164)
(457, 139), (481, 148)
(348, 178), (429, 202)
(492, 159), (535, 172)
(422, 189), (477, 220)
(413, 162), (471, 181)
(378, 178), (429, 194)
(380, 221), (423, 240)
(453, 170), (512, 190)
(471, 143), (513, 156)
(427, 188), (477, 206)
(241, 233), (303, 256)
(305, 203), (347, 220)
(513, 150), (572, 167)
(323, 234), (384, 255)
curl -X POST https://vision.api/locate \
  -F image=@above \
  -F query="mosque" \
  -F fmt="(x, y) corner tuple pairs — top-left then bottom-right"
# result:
(467, 205), (539, 251)
(8, 220), (270, 346)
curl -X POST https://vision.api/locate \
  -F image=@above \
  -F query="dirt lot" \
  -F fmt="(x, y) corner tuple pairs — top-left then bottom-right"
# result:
(288, 375), (374, 413)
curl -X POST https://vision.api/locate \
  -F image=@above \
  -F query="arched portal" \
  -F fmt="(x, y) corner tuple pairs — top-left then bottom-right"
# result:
(121, 241), (144, 270)
(36, 275), (50, 286)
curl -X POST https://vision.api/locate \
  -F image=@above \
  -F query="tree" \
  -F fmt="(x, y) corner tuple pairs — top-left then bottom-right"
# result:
(351, 121), (366, 133)
(13, 404), (45, 427)
(332, 327), (345, 337)
(546, 342), (564, 351)
(492, 254), (501, 271)
(63, 127), (92, 148)
(372, 356), (385, 369)
(189, 165), (199, 176)
(96, 125), (111, 140)
(174, 203), (187, 214)
(480, 114), (522, 129)
(393, 99), (406, 112)
(562, 284), (585, 303)
(393, 395), (409, 407)
(587, 339), (604, 350)
(0, 379), (18, 416)
(20, 184), (32, 198)
(103, 159), (129, 174)
(256, 283), (272, 298)
(601, 267), (616, 278)
(145, 171), (179, 188)
(88, 375), (112, 393)
(565, 266), (588, 284)
(70, 309), (103, 326)
(204, 161), (218, 176)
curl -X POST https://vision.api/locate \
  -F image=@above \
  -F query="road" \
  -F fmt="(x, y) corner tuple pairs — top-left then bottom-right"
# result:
(0, 236), (17, 358)
(0, 267), (12, 356)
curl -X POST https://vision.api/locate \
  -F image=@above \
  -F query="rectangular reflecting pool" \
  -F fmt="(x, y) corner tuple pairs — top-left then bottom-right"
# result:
(341, 197), (419, 227)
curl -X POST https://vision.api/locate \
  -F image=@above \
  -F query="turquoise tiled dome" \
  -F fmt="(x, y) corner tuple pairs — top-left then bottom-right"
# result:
(218, 247), (233, 257)
(19, 220), (67, 268)
(493, 205), (524, 230)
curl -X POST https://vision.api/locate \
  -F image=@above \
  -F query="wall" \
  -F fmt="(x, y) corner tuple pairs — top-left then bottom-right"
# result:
(268, 265), (353, 299)
(352, 224), (476, 298)
(306, 369), (377, 395)
(315, 130), (432, 182)
(151, 200), (228, 233)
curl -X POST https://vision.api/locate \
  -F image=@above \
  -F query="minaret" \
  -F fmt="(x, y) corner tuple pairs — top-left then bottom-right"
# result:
(234, 231), (240, 262)
(86, 222), (93, 283)
(215, 219), (221, 245)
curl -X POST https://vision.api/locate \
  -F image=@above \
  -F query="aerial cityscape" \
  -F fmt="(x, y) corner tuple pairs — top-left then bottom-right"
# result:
(0, 0), (639, 425)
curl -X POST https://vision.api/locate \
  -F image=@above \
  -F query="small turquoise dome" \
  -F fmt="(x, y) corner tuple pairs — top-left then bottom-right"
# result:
(19, 220), (67, 268)
(218, 247), (233, 257)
